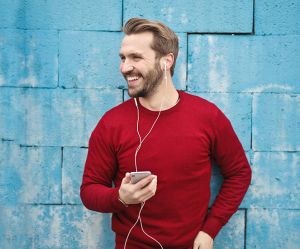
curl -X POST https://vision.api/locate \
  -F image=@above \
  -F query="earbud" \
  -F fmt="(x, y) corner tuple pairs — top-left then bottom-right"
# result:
(164, 61), (167, 72)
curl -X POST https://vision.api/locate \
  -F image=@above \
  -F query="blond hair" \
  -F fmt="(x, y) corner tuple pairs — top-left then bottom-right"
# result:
(123, 17), (179, 76)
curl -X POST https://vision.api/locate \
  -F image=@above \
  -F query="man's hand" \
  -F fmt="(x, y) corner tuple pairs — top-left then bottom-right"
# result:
(193, 231), (213, 249)
(119, 173), (157, 205)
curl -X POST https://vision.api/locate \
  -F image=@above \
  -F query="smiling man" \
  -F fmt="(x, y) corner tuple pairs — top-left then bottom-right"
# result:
(80, 18), (252, 249)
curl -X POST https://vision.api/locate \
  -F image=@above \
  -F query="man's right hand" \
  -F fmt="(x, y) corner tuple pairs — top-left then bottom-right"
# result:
(118, 173), (157, 205)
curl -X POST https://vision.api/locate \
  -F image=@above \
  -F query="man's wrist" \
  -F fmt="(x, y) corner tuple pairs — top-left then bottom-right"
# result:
(118, 195), (129, 207)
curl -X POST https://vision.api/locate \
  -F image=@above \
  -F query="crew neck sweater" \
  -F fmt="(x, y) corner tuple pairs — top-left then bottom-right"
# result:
(80, 90), (252, 248)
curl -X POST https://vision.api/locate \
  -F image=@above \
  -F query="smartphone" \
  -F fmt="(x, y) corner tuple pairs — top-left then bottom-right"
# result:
(130, 171), (152, 184)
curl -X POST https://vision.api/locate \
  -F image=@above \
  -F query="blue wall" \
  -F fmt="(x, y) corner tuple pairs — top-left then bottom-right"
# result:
(0, 0), (299, 248)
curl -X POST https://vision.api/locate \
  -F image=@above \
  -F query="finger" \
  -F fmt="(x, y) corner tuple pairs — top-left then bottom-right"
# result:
(193, 243), (199, 249)
(134, 175), (155, 189)
(137, 177), (157, 201)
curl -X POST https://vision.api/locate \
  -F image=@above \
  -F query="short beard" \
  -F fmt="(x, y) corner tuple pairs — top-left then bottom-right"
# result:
(128, 61), (163, 98)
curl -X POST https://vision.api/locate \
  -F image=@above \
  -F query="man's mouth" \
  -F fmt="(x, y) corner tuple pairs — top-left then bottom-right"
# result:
(127, 75), (141, 84)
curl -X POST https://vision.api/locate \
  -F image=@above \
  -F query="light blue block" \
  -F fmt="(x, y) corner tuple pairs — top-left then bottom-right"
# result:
(124, 0), (253, 33)
(0, 0), (121, 30)
(0, 1), (24, 28)
(247, 209), (300, 249)
(194, 93), (252, 151)
(188, 35), (300, 93)
(243, 152), (300, 208)
(256, 0), (300, 35)
(0, 88), (122, 146)
(0, 205), (114, 249)
(0, 30), (58, 87)
(59, 31), (124, 89)
(214, 210), (245, 249)
(253, 94), (300, 151)
(62, 147), (88, 204)
(0, 142), (61, 204)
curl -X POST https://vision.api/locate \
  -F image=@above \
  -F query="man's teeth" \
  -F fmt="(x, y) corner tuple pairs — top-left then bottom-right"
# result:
(127, 76), (140, 81)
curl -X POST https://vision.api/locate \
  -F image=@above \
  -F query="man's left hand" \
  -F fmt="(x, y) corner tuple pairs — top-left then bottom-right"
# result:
(193, 231), (213, 249)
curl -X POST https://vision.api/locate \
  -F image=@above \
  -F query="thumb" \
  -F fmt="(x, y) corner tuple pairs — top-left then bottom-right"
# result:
(122, 172), (131, 184)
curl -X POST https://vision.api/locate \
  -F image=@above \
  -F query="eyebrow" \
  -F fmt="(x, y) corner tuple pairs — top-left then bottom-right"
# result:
(119, 52), (143, 58)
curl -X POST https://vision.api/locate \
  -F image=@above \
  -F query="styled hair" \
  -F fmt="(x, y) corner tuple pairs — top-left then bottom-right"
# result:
(123, 17), (179, 76)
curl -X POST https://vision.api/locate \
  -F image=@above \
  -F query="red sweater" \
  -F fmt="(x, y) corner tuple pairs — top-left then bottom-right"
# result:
(80, 90), (252, 248)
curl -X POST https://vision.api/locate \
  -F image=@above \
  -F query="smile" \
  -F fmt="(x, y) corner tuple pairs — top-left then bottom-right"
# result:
(127, 76), (141, 83)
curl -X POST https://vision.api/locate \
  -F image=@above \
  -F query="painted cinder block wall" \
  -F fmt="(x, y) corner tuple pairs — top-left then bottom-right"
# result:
(0, 0), (299, 248)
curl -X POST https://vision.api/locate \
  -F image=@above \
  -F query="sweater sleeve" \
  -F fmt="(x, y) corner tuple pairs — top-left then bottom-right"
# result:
(201, 108), (252, 239)
(80, 117), (126, 213)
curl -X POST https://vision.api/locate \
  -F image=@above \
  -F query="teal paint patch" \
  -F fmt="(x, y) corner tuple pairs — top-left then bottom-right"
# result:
(247, 209), (300, 248)
(0, 142), (61, 204)
(214, 210), (245, 249)
(0, 30), (58, 87)
(243, 152), (300, 208)
(0, 205), (115, 248)
(0, 0), (122, 31)
(0, 88), (122, 146)
(59, 31), (124, 89)
(253, 94), (300, 151)
(124, 0), (253, 33)
(188, 35), (300, 93)
(62, 147), (88, 204)
(256, 0), (300, 35)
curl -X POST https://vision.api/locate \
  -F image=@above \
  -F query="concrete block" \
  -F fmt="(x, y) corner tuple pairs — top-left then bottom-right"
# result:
(256, 0), (300, 35)
(0, 30), (58, 87)
(0, 142), (61, 204)
(0, 1), (25, 28)
(124, 0), (253, 33)
(253, 94), (300, 151)
(0, 88), (122, 146)
(0, 0), (121, 30)
(62, 147), (88, 204)
(194, 93), (252, 151)
(214, 210), (245, 249)
(59, 31), (124, 89)
(247, 208), (300, 248)
(0, 205), (114, 249)
(243, 152), (300, 208)
(188, 34), (300, 93)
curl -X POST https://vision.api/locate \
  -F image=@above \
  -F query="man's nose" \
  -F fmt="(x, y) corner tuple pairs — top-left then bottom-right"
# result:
(120, 63), (134, 74)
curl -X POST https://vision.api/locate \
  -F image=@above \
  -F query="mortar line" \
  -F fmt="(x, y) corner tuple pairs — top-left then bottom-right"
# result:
(61, 147), (64, 205)
(121, 0), (124, 28)
(57, 30), (60, 87)
(252, 0), (256, 35)
(185, 33), (189, 91)
(244, 209), (247, 249)
(250, 93), (253, 150)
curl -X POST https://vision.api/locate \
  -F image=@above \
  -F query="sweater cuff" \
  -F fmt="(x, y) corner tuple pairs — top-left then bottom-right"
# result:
(110, 187), (128, 213)
(201, 216), (223, 239)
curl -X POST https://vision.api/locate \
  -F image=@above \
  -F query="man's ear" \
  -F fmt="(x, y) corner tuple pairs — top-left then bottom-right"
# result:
(161, 53), (174, 71)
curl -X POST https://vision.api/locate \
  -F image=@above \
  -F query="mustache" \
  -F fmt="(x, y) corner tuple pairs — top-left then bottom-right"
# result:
(122, 70), (143, 79)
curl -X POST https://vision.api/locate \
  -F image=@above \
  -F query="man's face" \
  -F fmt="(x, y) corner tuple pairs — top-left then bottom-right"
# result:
(119, 32), (163, 98)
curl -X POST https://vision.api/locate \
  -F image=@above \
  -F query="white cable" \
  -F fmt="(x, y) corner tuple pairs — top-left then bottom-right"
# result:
(124, 64), (168, 249)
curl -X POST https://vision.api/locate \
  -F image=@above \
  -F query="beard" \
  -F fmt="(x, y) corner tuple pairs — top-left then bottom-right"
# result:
(125, 61), (163, 98)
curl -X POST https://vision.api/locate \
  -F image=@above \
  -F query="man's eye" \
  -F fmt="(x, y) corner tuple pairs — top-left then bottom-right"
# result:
(133, 56), (141, 61)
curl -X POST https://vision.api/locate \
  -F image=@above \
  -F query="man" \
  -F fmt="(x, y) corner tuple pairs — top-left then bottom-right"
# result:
(80, 18), (252, 249)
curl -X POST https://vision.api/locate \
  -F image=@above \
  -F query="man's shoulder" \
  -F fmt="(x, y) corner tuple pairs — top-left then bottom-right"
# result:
(182, 91), (220, 113)
(101, 98), (134, 123)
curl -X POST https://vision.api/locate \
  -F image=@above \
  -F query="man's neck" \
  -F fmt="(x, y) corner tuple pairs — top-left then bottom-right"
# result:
(138, 80), (179, 111)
